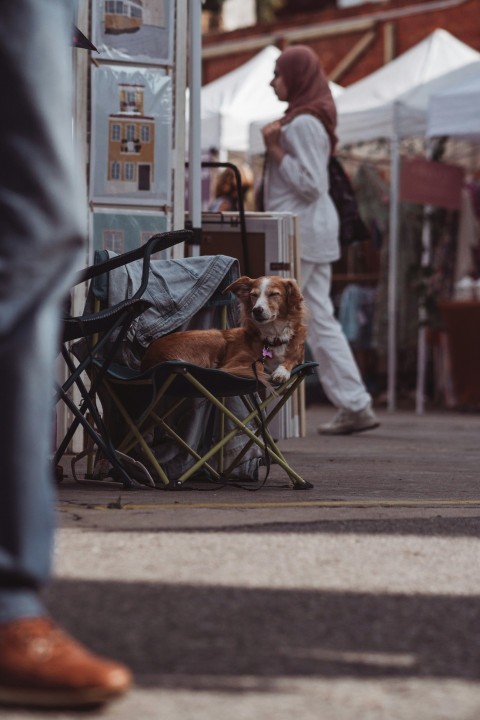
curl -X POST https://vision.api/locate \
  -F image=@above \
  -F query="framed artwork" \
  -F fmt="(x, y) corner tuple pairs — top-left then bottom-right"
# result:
(91, 0), (174, 66)
(91, 208), (168, 255)
(90, 64), (172, 205)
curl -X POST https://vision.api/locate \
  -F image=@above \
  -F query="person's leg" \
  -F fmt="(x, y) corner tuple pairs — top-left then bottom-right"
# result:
(301, 260), (371, 410)
(0, 305), (63, 623)
(301, 260), (379, 433)
(0, 0), (131, 706)
(0, 0), (85, 628)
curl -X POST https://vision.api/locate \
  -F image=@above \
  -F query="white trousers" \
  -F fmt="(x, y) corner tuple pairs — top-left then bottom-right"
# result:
(301, 260), (371, 412)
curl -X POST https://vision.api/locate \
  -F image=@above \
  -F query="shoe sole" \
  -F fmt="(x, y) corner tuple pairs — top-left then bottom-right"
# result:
(351, 421), (380, 434)
(318, 427), (355, 435)
(318, 421), (380, 436)
(0, 684), (129, 709)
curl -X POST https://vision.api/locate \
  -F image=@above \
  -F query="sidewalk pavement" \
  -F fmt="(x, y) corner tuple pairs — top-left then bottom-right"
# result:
(8, 405), (480, 719)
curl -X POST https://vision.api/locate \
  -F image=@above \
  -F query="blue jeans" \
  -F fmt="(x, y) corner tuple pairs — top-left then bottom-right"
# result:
(0, 0), (85, 622)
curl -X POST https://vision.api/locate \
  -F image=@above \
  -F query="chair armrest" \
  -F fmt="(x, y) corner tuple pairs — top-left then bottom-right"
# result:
(63, 298), (152, 343)
(71, 229), (193, 288)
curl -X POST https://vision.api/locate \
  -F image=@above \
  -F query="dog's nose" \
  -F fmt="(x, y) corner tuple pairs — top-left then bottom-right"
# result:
(252, 305), (266, 321)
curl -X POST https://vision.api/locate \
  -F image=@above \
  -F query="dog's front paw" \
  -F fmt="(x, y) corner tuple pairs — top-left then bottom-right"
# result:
(271, 365), (291, 384)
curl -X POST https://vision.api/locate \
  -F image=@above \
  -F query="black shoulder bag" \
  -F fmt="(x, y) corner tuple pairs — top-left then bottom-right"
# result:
(328, 156), (370, 247)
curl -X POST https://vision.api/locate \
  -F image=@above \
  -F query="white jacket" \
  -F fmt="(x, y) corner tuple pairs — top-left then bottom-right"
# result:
(264, 114), (340, 264)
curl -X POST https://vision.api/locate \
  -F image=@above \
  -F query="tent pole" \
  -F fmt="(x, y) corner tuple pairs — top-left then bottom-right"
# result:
(188, 0), (202, 255)
(415, 243), (430, 415)
(387, 129), (400, 412)
(415, 139), (434, 415)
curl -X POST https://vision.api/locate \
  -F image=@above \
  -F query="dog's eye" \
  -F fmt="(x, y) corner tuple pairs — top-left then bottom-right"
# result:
(268, 291), (281, 297)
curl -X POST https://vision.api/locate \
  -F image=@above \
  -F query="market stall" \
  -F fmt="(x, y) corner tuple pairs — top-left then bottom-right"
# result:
(334, 29), (480, 410)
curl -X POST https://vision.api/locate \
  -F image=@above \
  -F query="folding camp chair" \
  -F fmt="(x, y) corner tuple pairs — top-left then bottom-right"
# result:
(59, 234), (317, 491)
(100, 359), (318, 489)
(55, 229), (192, 488)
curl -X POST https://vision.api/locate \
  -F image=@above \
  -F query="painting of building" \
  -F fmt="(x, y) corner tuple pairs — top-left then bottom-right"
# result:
(91, 209), (168, 254)
(92, 0), (172, 65)
(107, 83), (155, 194)
(90, 64), (171, 204)
(104, 0), (144, 34)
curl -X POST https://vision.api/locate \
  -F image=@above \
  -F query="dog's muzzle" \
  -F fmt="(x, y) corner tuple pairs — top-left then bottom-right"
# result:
(252, 306), (270, 322)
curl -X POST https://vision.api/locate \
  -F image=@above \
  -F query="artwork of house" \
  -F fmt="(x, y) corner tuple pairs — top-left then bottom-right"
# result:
(92, 209), (168, 253)
(107, 83), (155, 193)
(104, 0), (144, 34)
(92, 0), (172, 65)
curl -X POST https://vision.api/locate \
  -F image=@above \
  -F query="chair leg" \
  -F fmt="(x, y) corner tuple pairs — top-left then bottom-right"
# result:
(229, 375), (305, 472)
(178, 371), (312, 488)
(55, 386), (143, 489)
(101, 380), (173, 487)
(94, 367), (314, 490)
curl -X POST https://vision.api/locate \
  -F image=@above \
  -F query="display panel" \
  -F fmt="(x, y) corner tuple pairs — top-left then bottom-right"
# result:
(90, 64), (172, 204)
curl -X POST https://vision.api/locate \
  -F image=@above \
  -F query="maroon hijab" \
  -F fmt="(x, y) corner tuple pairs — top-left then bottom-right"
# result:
(275, 45), (338, 154)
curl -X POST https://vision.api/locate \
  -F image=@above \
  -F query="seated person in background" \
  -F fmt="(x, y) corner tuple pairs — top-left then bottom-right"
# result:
(208, 165), (253, 212)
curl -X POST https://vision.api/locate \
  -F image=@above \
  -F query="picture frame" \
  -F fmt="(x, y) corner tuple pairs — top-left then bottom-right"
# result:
(91, 208), (169, 255)
(91, 0), (174, 66)
(90, 64), (172, 205)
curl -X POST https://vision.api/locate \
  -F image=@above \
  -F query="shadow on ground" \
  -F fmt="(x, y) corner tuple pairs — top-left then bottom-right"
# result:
(44, 578), (480, 692)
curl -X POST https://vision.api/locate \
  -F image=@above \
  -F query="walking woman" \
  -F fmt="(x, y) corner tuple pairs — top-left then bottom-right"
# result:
(261, 45), (379, 434)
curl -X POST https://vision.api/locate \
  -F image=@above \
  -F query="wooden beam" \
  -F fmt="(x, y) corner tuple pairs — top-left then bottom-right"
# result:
(383, 21), (396, 63)
(202, 17), (376, 59)
(328, 29), (377, 83)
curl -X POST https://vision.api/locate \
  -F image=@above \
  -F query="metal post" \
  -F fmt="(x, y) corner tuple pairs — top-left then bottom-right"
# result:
(173, 0), (188, 236)
(387, 124), (400, 412)
(188, 0), (202, 254)
(415, 138), (434, 414)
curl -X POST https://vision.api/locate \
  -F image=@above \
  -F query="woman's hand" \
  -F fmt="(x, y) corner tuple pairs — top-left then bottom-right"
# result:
(261, 120), (285, 163)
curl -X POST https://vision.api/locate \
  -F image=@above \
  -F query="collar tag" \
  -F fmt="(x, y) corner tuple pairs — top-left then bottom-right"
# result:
(262, 345), (273, 360)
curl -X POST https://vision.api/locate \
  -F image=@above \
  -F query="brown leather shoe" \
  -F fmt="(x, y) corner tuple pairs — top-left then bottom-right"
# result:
(0, 617), (132, 708)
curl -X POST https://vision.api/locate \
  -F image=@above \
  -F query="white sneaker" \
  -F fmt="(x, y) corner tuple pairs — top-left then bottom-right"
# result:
(318, 403), (380, 435)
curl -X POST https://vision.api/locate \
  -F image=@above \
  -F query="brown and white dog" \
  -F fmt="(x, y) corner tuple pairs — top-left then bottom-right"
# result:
(140, 275), (307, 385)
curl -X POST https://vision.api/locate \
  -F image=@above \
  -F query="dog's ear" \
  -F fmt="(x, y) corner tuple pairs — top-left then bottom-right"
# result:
(285, 279), (304, 310)
(223, 276), (254, 299)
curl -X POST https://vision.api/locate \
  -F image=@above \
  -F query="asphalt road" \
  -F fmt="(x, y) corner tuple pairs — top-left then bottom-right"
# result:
(5, 405), (480, 720)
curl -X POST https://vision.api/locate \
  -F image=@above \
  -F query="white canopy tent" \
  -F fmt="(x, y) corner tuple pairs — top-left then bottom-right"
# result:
(201, 46), (287, 154)
(335, 29), (480, 411)
(201, 45), (343, 154)
(427, 61), (480, 138)
(336, 29), (480, 144)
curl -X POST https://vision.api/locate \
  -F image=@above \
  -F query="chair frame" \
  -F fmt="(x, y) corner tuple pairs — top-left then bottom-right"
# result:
(58, 229), (316, 491)
(55, 230), (192, 488)
(98, 360), (317, 490)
